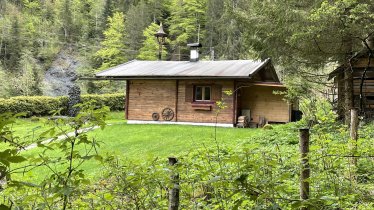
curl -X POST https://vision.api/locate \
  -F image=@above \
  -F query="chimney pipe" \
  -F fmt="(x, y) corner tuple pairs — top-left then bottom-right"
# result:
(187, 43), (202, 62)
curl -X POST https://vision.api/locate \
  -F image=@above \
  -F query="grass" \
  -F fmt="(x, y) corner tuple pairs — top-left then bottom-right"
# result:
(90, 124), (259, 159)
(7, 111), (297, 182)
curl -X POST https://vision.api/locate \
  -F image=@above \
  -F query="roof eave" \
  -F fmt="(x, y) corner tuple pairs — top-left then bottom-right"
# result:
(248, 58), (271, 77)
(83, 76), (252, 80)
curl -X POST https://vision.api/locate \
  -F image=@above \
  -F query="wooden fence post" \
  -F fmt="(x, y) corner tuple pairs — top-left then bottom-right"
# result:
(299, 128), (310, 210)
(168, 157), (179, 210)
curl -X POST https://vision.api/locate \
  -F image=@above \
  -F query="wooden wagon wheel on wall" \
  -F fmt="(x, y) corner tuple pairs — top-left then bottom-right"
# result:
(162, 108), (174, 121)
(152, 112), (160, 121)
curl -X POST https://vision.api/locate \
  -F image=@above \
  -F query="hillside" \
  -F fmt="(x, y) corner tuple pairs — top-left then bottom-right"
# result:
(0, 0), (248, 97)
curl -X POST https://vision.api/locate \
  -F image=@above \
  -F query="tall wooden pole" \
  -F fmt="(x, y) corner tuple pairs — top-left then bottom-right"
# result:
(344, 68), (353, 125)
(350, 108), (359, 166)
(168, 157), (179, 210)
(299, 128), (310, 210)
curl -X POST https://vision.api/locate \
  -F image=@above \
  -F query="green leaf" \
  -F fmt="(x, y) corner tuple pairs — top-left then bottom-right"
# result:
(104, 193), (113, 201)
(7, 156), (27, 163)
(0, 204), (11, 210)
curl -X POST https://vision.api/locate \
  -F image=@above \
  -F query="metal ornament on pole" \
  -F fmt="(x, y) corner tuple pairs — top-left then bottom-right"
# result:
(155, 22), (167, 60)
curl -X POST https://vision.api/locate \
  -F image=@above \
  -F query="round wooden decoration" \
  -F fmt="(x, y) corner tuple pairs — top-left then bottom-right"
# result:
(152, 112), (160, 121)
(161, 108), (174, 121)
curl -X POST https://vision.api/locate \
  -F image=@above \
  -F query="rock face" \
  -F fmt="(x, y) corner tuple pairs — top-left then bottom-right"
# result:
(43, 50), (80, 96)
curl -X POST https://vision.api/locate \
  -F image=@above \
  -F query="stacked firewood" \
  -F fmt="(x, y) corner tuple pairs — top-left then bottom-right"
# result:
(237, 116), (249, 128)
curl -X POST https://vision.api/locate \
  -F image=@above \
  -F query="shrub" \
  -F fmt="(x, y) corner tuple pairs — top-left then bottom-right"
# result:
(0, 96), (68, 116)
(81, 93), (125, 111)
(0, 93), (125, 116)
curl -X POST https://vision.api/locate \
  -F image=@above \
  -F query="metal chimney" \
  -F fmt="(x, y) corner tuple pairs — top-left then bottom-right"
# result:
(187, 43), (202, 62)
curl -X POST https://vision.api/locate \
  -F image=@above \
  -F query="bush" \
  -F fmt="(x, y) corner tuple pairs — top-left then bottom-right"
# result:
(0, 93), (125, 116)
(81, 93), (125, 111)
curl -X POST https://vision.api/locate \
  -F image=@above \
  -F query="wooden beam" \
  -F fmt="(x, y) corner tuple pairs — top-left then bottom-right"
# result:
(233, 80), (237, 126)
(125, 80), (129, 120)
(175, 80), (179, 122)
(354, 58), (374, 68)
(252, 82), (285, 87)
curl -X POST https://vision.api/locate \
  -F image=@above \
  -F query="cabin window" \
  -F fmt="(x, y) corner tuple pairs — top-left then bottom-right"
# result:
(194, 86), (211, 101)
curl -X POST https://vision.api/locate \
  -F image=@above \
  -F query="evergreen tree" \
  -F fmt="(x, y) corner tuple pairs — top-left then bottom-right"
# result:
(12, 50), (42, 96)
(100, 0), (114, 34)
(95, 12), (127, 70)
(125, 1), (153, 60)
(8, 17), (22, 71)
(169, 0), (207, 60)
(137, 22), (168, 60)
(204, 0), (246, 59)
(0, 63), (10, 97)
(59, 0), (74, 41)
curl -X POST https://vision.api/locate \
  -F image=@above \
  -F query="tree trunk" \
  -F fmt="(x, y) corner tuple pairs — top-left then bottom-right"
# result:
(342, 31), (353, 125)
(344, 68), (353, 125)
(299, 129), (310, 210)
(337, 74), (345, 120)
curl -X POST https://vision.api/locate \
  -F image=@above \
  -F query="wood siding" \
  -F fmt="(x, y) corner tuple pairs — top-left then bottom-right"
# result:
(127, 79), (289, 124)
(334, 56), (374, 113)
(177, 80), (234, 124)
(240, 86), (290, 123)
(127, 80), (235, 124)
(127, 80), (177, 121)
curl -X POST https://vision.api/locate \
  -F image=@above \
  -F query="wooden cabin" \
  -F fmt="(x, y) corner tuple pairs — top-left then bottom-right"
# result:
(95, 46), (295, 127)
(329, 50), (374, 118)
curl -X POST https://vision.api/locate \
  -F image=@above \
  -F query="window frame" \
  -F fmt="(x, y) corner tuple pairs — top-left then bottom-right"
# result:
(194, 85), (212, 102)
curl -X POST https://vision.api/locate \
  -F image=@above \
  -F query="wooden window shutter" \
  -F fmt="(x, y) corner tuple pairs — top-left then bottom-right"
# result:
(212, 84), (222, 101)
(185, 84), (194, 102)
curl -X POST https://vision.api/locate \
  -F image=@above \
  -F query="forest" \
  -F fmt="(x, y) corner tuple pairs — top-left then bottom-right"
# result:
(1, 0), (374, 209)
(0, 0), (371, 99)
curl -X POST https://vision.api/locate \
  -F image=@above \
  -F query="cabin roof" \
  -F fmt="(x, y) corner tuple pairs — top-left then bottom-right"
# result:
(95, 59), (271, 79)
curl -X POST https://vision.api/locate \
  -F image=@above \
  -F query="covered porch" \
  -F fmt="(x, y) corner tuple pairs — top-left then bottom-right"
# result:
(235, 83), (292, 127)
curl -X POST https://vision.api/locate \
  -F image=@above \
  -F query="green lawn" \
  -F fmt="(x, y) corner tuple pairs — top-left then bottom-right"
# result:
(90, 124), (260, 159)
(9, 112), (298, 181)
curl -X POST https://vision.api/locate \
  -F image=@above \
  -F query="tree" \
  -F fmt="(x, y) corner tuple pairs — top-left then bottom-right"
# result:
(137, 22), (168, 60)
(125, 1), (153, 60)
(204, 0), (247, 60)
(11, 50), (42, 96)
(0, 64), (10, 97)
(169, 0), (207, 60)
(59, 0), (74, 41)
(7, 17), (22, 71)
(95, 12), (127, 70)
(233, 0), (374, 122)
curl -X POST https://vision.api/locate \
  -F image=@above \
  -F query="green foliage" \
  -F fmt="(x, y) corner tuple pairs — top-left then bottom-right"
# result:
(169, 0), (207, 55)
(80, 93), (125, 111)
(95, 12), (127, 70)
(137, 22), (168, 60)
(299, 97), (338, 127)
(0, 93), (125, 116)
(0, 112), (28, 209)
(0, 96), (68, 116)
(125, 1), (155, 60)
(11, 50), (43, 96)
(1, 102), (109, 209)
(204, 0), (247, 60)
(1, 109), (374, 208)
(61, 124), (373, 209)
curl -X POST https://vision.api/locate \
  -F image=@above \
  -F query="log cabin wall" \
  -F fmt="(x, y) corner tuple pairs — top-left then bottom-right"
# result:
(240, 86), (290, 123)
(177, 80), (235, 124)
(127, 80), (177, 121)
(127, 79), (235, 124)
(334, 57), (374, 116)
